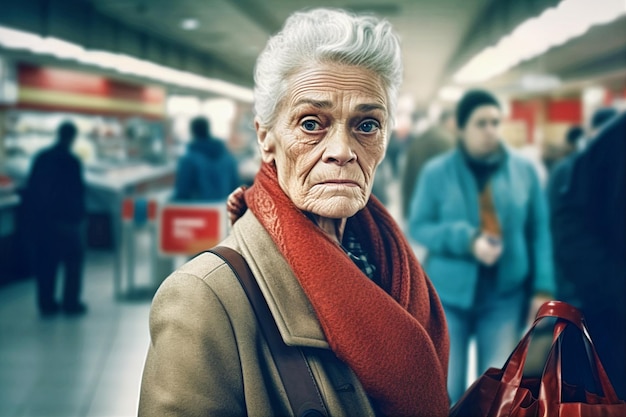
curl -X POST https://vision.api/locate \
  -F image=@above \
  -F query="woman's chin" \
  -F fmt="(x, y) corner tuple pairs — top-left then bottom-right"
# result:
(306, 197), (365, 219)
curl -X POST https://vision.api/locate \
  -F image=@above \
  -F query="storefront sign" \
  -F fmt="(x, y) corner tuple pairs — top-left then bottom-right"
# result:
(16, 63), (165, 119)
(158, 203), (227, 256)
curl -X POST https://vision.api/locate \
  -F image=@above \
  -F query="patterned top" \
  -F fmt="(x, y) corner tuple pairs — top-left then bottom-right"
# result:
(341, 228), (377, 281)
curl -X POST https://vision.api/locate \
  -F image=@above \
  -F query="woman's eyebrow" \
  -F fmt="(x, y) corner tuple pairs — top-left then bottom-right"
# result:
(291, 99), (386, 114)
(293, 98), (333, 109)
(355, 103), (386, 113)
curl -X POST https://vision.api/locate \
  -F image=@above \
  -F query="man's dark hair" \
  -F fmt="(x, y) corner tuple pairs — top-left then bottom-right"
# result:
(565, 125), (584, 147)
(190, 117), (211, 139)
(58, 121), (78, 146)
(455, 89), (500, 129)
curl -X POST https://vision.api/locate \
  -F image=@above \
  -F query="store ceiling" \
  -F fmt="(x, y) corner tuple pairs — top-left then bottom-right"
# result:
(2, 0), (625, 107)
(482, 15), (626, 99)
(88, 0), (494, 106)
(87, 0), (570, 106)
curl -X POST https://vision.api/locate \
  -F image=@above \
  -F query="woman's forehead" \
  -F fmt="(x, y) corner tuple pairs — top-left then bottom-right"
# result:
(285, 64), (387, 108)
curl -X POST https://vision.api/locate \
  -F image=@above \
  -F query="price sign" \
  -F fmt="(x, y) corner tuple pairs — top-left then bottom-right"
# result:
(159, 203), (227, 256)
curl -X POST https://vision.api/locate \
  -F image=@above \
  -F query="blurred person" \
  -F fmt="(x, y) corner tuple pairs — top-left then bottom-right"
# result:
(139, 8), (449, 417)
(578, 106), (618, 151)
(400, 109), (455, 219)
(385, 114), (415, 179)
(547, 110), (616, 305)
(408, 89), (555, 404)
(542, 125), (584, 174)
(172, 116), (240, 201)
(549, 112), (625, 398)
(547, 125), (584, 305)
(370, 153), (393, 206)
(24, 121), (87, 316)
(564, 124), (584, 152)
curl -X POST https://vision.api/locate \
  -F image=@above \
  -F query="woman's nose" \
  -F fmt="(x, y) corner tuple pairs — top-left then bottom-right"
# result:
(322, 128), (356, 165)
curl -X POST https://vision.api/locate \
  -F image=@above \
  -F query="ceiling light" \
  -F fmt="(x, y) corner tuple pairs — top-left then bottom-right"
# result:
(0, 25), (253, 102)
(181, 18), (199, 30)
(438, 86), (465, 102)
(454, 0), (626, 84)
(519, 74), (561, 92)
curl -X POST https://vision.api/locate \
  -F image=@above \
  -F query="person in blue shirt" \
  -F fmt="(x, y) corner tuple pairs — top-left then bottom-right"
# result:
(173, 116), (240, 202)
(408, 89), (555, 404)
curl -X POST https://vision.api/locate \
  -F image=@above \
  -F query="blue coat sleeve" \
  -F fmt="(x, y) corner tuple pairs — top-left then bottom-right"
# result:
(173, 156), (194, 200)
(408, 163), (477, 257)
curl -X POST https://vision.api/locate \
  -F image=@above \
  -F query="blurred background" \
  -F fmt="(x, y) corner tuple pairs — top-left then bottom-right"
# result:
(0, 0), (624, 416)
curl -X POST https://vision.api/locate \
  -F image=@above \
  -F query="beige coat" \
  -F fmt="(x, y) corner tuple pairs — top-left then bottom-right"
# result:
(138, 210), (377, 416)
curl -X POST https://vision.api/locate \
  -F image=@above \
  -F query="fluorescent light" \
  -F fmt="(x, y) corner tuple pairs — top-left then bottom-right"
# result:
(454, 0), (626, 84)
(0, 25), (253, 102)
(181, 18), (199, 30)
(519, 74), (561, 91)
(438, 85), (465, 102)
(582, 86), (605, 107)
(167, 95), (201, 114)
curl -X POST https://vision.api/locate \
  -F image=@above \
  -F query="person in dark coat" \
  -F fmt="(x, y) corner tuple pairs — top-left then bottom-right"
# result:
(548, 107), (618, 305)
(173, 116), (240, 202)
(25, 121), (87, 316)
(549, 111), (625, 398)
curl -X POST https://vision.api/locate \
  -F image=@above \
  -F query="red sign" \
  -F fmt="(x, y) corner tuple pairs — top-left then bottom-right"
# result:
(17, 63), (165, 119)
(159, 203), (227, 256)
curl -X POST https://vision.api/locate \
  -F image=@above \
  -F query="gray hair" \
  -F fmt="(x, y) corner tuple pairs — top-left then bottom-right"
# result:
(253, 8), (403, 127)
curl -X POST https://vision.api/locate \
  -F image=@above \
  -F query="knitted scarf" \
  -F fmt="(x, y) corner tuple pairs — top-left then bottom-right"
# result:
(241, 163), (450, 417)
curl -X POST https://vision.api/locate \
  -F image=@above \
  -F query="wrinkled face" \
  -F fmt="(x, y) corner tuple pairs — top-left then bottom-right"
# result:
(256, 63), (389, 219)
(461, 105), (502, 158)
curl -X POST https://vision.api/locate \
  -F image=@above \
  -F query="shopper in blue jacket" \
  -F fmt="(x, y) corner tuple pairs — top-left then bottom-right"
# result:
(173, 116), (240, 202)
(408, 90), (555, 404)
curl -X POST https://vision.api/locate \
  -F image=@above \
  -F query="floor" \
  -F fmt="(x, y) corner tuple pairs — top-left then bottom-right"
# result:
(0, 229), (165, 417)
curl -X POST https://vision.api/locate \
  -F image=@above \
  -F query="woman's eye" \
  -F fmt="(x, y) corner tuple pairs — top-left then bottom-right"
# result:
(357, 119), (380, 133)
(301, 120), (320, 131)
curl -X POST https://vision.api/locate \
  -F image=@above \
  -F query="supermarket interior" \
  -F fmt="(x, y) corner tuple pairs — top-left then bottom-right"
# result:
(0, 0), (624, 416)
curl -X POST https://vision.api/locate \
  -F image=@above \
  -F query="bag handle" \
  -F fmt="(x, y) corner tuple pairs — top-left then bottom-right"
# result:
(538, 323), (621, 407)
(499, 301), (620, 413)
(536, 302), (619, 402)
(209, 246), (328, 417)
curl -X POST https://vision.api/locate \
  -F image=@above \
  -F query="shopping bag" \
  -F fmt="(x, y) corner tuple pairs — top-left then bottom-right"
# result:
(449, 301), (626, 417)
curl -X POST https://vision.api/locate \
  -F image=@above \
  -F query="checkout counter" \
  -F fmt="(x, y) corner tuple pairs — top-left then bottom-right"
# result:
(4, 154), (177, 297)
(5, 154), (177, 248)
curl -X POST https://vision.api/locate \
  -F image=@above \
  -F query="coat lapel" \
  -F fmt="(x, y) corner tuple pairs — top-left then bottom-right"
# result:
(230, 210), (329, 349)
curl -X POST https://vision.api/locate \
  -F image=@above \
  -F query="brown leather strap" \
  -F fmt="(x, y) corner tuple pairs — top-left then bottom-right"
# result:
(209, 246), (328, 417)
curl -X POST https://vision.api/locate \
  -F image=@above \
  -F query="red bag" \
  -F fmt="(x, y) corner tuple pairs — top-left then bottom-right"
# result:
(449, 301), (626, 416)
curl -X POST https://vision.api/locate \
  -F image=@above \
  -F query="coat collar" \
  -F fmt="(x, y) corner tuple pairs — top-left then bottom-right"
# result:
(227, 210), (329, 349)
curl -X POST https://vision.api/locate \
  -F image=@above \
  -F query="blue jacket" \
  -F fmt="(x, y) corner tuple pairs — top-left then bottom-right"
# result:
(408, 147), (555, 309)
(173, 139), (240, 202)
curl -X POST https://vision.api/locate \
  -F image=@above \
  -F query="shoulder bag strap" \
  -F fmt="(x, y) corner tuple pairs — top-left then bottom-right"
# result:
(209, 246), (328, 417)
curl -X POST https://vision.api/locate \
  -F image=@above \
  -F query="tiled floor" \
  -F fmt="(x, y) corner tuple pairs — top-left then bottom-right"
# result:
(0, 229), (168, 417)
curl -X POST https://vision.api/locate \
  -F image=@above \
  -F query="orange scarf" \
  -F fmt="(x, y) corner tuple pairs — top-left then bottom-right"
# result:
(238, 163), (449, 416)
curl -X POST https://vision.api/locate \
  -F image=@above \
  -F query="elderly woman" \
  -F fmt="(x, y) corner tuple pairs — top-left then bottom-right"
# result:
(139, 8), (449, 417)
(408, 89), (555, 404)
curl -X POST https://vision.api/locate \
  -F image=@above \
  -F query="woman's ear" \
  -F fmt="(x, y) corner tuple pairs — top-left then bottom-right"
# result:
(255, 117), (275, 164)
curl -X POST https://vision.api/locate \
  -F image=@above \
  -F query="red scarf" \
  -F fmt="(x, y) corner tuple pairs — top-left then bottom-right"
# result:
(243, 163), (449, 417)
